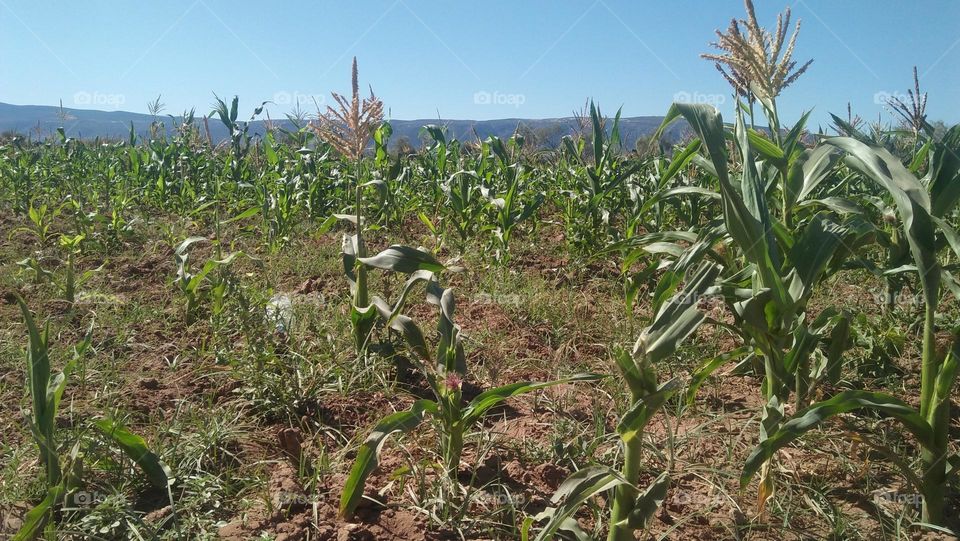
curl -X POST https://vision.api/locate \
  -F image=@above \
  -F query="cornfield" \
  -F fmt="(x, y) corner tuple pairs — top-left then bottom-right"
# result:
(0, 2), (958, 540)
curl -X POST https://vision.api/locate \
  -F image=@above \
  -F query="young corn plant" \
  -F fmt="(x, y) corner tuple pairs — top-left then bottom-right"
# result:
(10, 201), (60, 247)
(173, 237), (245, 324)
(532, 262), (721, 541)
(481, 135), (544, 262)
(560, 102), (645, 251)
(741, 138), (960, 526)
(13, 297), (171, 540)
(57, 234), (103, 306)
(339, 277), (599, 519)
(440, 169), (485, 248)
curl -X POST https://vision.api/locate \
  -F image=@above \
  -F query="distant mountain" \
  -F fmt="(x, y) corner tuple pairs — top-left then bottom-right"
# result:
(0, 102), (688, 149)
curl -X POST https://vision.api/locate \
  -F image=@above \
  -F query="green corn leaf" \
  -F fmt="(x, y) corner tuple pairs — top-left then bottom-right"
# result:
(741, 391), (934, 488)
(796, 196), (864, 215)
(786, 145), (841, 209)
(658, 186), (720, 201)
(927, 125), (960, 218)
(824, 138), (940, 309)
(659, 139), (702, 186)
(94, 418), (171, 489)
(17, 296), (51, 430)
(787, 214), (859, 302)
(340, 400), (437, 518)
(931, 216), (960, 261)
(533, 466), (629, 541)
(638, 262), (722, 365)
(747, 129), (785, 163)
(824, 311), (852, 385)
(174, 236), (208, 257)
(620, 472), (670, 530)
(686, 346), (752, 405)
(223, 206), (260, 223)
(933, 336), (959, 410)
(12, 484), (64, 541)
(461, 373), (604, 427)
(359, 245), (445, 274)
(616, 379), (680, 443)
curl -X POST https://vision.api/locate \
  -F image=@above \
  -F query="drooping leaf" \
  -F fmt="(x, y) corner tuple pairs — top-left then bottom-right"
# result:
(461, 373), (604, 427)
(742, 391), (933, 487)
(12, 484), (64, 541)
(340, 400), (438, 518)
(620, 472), (671, 530)
(94, 419), (171, 489)
(533, 466), (629, 541)
(358, 245), (445, 274)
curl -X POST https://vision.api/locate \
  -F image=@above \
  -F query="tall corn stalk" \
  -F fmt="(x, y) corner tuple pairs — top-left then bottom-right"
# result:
(314, 57), (384, 355)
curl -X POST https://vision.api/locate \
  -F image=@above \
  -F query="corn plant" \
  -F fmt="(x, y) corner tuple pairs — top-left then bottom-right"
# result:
(173, 237), (244, 324)
(315, 57), (387, 357)
(9, 201), (60, 247)
(533, 262), (720, 541)
(440, 170), (485, 247)
(57, 233), (102, 305)
(559, 102), (645, 251)
(741, 138), (960, 525)
(252, 130), (301, 252)
(654, 103), (877, 511)
(13, 296), (171, 540)
(339, 276), (599, 519)
(481, 135), (543, 261)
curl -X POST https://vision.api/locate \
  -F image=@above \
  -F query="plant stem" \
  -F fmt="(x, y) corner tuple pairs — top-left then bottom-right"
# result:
(919, 304), (945, 523)
(607, 394), (644, 541)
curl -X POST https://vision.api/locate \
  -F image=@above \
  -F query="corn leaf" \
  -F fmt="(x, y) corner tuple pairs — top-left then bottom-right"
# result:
(12, 484), (64, 541)
(359, 245), (445, 274)
(340, 400), (438, 518)
(461, 373), (604, 427)
(533, 466), (629, 541)
(741, 390), (934, 488)
(94, 418), (171, 490)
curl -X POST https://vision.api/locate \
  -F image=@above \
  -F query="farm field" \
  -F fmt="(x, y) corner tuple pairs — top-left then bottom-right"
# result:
(1, 2), (959, 540)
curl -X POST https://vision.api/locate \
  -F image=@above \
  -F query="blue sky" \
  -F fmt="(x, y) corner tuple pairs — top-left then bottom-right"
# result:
(1, 0), (958, 128)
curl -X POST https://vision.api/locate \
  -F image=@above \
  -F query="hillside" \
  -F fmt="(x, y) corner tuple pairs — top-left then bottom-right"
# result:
(0, 102), (686, 148)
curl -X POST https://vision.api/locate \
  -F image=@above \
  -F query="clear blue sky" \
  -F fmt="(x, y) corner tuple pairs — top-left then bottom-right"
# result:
(1, 0), (957, 128)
